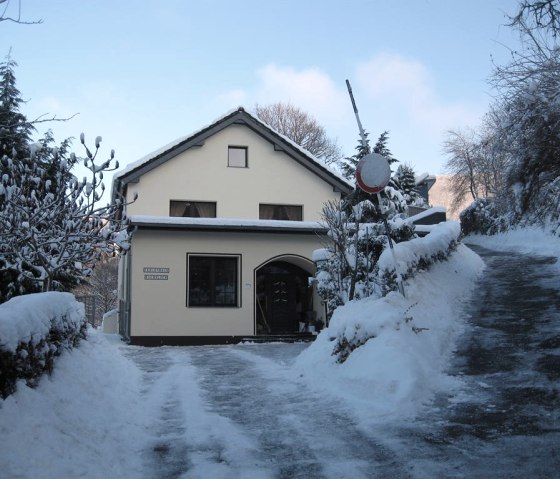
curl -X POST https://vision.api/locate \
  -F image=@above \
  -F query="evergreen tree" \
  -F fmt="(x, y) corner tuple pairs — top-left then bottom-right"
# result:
(395, 164), (427, 207)
(342, 131), (407, 221)
(0, 54), (34, 160)
(341, 130), (399, 181)
(340, 131), (371, 180)
(372, 131), (398, 165)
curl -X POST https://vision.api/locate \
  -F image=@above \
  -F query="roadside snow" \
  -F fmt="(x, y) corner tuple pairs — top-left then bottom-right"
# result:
(0, 330), (147, 479)
(295, 244), (485, 426)
(378, 220), (461, 279)
(466, 227), (560, 270)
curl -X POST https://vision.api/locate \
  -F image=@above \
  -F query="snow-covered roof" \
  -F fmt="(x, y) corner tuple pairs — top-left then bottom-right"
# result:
(415, 172), (437, 185)
(113, 107), (353, 195)
(129, 215), (328, 234)
(407, 206), (446, 223)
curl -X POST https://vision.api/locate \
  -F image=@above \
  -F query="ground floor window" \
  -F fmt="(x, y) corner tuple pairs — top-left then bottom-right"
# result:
(187, 255), (239, 307)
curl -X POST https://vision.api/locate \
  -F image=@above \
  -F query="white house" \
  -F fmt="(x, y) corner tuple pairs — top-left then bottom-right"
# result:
(112, 107), (353, 345)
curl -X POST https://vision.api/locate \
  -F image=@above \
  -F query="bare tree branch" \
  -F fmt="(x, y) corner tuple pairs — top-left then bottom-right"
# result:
(0, 0), (42, 24)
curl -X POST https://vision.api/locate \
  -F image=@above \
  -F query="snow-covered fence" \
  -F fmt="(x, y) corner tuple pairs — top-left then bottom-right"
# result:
(378, 221), (462, 296)
(0, 292), (86, 399)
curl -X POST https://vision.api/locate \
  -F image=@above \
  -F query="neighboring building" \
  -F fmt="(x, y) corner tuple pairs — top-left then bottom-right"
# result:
(112, 107), (353, 345)
(428, 175), (473, 220)
(414, 172), (437, 205)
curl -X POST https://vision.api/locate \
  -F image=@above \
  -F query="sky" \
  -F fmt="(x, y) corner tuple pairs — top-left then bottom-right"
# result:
(2, 0), (521, 180)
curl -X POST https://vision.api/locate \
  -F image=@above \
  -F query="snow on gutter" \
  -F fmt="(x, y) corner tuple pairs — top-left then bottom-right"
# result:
(128, 215), (328, 234)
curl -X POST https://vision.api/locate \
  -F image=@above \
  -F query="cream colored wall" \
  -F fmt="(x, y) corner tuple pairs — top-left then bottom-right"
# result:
(129, 229), (322, 337)
(125, 124), (341, 221)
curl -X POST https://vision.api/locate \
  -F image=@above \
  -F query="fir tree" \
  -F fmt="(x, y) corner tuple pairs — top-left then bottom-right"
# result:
(372, 131), (398, 164)
(0, 54), (34, 160)
(395, 164), (427, 207)
(340, 131), (371, 180)
(343, 131), (407, 220)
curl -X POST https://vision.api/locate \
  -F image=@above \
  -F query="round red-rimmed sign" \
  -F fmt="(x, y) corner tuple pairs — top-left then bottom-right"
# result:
(356, 153), (391, 194)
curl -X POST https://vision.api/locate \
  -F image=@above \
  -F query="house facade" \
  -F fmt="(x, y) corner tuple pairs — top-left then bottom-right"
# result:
(112, 107), (353, 345)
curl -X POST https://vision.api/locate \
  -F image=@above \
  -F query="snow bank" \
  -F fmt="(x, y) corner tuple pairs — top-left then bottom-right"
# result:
(0, 292), (87, 398)
(294, 244), (484, 424)
(378, 221), (461, 293)
(0, 292), (84, 352)
(466, 227), (560, 268)
(0, 330), (148, 478)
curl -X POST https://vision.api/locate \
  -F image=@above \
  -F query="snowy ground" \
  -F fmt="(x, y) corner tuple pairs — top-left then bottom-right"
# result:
(0, 228), (558, 478)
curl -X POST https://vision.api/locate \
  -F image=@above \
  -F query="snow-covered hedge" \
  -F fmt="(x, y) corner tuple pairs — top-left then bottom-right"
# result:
(329, 221), (461, 362)
(294, 244), (485, 422)
(0, 292), (86, 399)
(378, 221), (461, 296)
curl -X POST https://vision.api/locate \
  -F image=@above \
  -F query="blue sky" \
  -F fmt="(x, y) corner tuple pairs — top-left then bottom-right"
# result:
(2, 0), (520, 177)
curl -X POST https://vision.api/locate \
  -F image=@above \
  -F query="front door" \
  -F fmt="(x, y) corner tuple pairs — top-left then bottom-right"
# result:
(266, 273), (297, 334)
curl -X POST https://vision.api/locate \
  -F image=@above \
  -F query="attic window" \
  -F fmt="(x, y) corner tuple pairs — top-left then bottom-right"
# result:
(259, 204), (303, 221)
(228, 146), (248, 168)
(170, 201), (216, 218)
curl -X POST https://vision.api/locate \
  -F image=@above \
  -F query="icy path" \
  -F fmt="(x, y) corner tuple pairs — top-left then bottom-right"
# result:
(124, 343), (411, 479)
(392, 245), (560, 478)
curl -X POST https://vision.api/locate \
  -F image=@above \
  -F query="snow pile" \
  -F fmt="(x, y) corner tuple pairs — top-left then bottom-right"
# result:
(466, 227), (560, 260)
(0, 292), (84, 352)
(0, 331), (148, 478)
(0, 292), (87, 398)
(378, 220), (461, 294)
(295, 244), (484, 423)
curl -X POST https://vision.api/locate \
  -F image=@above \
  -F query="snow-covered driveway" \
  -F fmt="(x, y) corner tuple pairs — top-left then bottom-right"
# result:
(123, 244), (560, 479)
(124, 343), (409, 479)
(391, 244), (560, 478)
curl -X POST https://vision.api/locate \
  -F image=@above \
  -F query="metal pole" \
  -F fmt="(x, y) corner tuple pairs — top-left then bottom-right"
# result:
(377, 193), (405, 297)
(346, 79), (405, 297)
(346, 79), (368, 150)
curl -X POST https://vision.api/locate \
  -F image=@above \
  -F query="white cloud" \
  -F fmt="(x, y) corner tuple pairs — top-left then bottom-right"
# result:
(216, 64), (351, 129)
(355, 53), (484, 138)
(253, 64), (349, 123)
(214, 57), (486, 173)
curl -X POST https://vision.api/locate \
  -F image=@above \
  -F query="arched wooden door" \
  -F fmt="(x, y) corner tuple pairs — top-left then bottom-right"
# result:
(255, 259), (312, 335)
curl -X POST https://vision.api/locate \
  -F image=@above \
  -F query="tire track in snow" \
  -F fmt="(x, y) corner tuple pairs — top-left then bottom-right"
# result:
(127, 347), (269, 478)
(188, 345), (412, 478)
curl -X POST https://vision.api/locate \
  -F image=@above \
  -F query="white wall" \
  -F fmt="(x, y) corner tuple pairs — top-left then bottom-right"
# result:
(125, 124), (341, 221)
(129, 229), (323, 338)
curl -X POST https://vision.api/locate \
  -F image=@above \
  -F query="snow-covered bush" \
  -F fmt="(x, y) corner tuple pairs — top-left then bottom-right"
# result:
(378, 221), (461, 296)
(329, 221), (462, 362)
(0, 57), (133, 301)
(315, 199), (415, 319)
(460, 179), (560, 238)
(0, 292), (86, 398)
(460, 198), (497, 235)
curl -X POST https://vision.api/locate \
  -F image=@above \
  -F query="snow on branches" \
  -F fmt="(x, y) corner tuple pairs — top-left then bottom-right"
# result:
(0, 133), (133, 298)
(315, 199), (415, 319)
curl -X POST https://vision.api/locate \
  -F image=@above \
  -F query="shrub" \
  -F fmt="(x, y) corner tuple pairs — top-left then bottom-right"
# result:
(0, 292), (86, 398)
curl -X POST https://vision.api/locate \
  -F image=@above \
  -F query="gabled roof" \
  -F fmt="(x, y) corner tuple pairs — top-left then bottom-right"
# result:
(112, 106), (353, 195)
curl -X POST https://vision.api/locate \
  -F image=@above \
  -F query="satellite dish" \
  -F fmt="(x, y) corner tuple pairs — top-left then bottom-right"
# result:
(356, 153), (391, 194)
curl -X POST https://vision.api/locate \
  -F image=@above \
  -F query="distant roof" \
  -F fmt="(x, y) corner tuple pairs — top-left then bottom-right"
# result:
(415, 172), (437, 185)
(113, 106), (353, 195)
